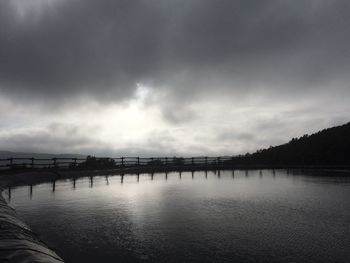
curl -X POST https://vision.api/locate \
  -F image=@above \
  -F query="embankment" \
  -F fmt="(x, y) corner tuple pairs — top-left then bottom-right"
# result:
(0, 178), (64, 262)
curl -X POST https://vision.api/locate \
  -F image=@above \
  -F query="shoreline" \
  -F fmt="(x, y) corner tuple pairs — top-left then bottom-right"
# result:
(1, 164), (350, 189)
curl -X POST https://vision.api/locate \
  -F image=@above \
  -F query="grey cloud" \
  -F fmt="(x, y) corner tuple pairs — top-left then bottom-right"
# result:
(1, 0), (350, 105)
(218, 131), (255, 142)
(0, 123), (181, 157)
(0, 130), (93, 154)
(0, 121), (104, 154)
(161, 103), (198, 124)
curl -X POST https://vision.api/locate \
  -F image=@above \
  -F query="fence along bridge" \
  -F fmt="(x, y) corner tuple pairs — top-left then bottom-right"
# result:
(0, 156), (236, 170)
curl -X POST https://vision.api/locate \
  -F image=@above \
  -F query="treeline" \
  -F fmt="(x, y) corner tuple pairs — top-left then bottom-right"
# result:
(232, 122), (350, 165)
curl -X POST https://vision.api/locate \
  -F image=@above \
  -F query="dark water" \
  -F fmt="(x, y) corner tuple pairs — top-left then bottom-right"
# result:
(4, 170), (350, 263)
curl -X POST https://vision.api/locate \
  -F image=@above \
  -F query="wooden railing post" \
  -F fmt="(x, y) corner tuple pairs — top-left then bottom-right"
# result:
(205, 156), (208, 166)
(165, 157), (168, 166)
(137, 157), (140, 166)
(8, 158), (13, 169)
(121, 157), (124, 167)
(53, 158), (57, 168)
(191, 157), (194, 166)
(8, 187), (11, 201)
(31, 158), (34, 169)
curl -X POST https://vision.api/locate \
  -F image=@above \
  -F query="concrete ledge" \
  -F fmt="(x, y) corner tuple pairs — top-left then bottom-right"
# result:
(0, 193), (64, 263)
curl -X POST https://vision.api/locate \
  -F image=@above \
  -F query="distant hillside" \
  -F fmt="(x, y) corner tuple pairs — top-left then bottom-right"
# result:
(234, 122), (350, 165)
(0, 151), (85, 159)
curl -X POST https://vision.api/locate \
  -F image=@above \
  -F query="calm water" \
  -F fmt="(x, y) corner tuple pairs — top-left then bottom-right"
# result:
(4, 170), (350, 263)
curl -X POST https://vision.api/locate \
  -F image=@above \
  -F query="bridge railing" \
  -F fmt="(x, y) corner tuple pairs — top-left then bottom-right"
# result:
(0, 156), (235, 170)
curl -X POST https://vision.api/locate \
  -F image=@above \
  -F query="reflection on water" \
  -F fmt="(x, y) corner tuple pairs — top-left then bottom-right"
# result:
(5, 170), (350, 263)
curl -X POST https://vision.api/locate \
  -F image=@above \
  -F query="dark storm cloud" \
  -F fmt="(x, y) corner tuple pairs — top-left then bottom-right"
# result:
(1, 0), (350, 103)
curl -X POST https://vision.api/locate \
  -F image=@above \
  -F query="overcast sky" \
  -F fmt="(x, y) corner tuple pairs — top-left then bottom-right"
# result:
(0, 0), (349, 156)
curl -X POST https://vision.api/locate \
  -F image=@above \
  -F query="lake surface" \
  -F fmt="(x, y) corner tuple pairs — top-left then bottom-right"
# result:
(4, 170), (350, 263)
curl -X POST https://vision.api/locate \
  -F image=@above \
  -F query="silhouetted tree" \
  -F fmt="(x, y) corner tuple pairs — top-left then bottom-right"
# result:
(147, 159), (163, 166)
(172, 157), (185, 165)
(230, 122), (350, 165)
(78, 156), (116, 169)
